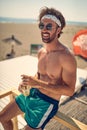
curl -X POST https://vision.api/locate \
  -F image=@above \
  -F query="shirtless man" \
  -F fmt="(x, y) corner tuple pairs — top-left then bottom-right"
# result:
(0, 7), (77, 130)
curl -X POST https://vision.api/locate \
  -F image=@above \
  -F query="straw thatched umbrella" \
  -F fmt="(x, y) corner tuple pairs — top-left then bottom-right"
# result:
(2, 34), (22, 47)
(2, 35), (22, 58)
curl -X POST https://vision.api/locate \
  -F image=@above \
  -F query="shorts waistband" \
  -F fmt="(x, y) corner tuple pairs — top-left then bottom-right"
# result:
(32, 88), (59, 105)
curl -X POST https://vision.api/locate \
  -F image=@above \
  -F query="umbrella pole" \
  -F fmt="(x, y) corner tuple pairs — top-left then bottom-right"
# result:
(10, 44), (15, 56)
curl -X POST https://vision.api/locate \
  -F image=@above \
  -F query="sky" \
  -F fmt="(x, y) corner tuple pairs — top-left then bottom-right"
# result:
(0, 0), (87, 22)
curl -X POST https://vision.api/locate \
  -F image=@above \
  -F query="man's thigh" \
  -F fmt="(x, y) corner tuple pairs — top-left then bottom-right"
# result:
(0, 99), (23, 122)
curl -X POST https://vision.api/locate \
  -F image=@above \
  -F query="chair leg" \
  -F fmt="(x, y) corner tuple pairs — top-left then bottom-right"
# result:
(12, 117), (18, 130)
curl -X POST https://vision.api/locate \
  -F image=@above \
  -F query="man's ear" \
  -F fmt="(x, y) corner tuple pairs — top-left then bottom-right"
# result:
(56, 27), (61, 37)
(57, 27), (61, 34)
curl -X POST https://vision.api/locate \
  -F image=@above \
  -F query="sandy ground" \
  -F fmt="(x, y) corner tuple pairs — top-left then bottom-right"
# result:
(0, 23), (87, 69)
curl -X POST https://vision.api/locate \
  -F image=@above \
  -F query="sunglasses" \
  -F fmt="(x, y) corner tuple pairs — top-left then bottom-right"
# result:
(39, 23), (56, 31)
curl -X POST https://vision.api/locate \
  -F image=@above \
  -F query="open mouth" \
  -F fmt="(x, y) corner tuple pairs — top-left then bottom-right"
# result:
(42, 33), (50, 39)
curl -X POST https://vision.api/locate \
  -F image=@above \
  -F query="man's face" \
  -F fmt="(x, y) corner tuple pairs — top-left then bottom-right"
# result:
(38, 19), (58, 43)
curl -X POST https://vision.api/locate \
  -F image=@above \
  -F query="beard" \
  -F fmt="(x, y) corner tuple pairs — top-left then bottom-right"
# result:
(41, 31), (57, 44)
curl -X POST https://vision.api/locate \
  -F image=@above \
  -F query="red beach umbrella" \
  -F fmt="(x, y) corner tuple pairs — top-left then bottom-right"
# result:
(72, 30), (87, 59)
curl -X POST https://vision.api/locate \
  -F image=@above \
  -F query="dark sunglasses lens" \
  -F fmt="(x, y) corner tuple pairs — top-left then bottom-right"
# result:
(46, 24), (52, 30)
(39, 23), (53, 30)
(39, 23), (44, 30)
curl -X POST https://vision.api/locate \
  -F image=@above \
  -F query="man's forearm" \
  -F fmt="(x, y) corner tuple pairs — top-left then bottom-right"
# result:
(30, 77), (74, 96)
(37, 79), (74, 96)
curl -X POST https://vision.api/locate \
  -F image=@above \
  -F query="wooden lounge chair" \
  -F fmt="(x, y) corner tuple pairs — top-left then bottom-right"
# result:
(0, 88), (87, 130)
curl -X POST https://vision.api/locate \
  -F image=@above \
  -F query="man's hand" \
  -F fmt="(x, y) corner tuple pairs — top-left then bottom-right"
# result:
(21, 74), (49, 87)
(18, 74), (49, 93)
(21, 75), (40, 86)
(18, 75), (39, 93)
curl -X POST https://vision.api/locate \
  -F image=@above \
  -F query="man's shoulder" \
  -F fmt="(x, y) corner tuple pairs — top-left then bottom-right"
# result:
(59, 48), (76, 66)
(38, 47), (45, 58)
(57, 47), (70, 58)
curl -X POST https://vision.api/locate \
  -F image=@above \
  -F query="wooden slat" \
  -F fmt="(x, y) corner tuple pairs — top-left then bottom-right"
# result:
(0, 89), (12, 98)
(72, 118), (87, 130)
(74, 97), (87, 105)
(54, 111), (87, 130)
(12, 88), (20, 96)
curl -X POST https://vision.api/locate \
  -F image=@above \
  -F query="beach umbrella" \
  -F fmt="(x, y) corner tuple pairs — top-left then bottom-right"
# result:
(72, 30), (87, 59)
(2, 35), (22, 58)
(2, 35), (22, 47)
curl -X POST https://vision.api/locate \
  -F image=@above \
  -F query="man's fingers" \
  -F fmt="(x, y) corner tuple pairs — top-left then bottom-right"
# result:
(21, 74), (29, 79)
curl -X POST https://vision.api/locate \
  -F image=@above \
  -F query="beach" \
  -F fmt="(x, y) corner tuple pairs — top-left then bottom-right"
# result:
(0, 23), (87, 68)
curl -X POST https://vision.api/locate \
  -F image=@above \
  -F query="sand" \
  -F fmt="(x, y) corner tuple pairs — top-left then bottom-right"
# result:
(0, 23), (87, 69)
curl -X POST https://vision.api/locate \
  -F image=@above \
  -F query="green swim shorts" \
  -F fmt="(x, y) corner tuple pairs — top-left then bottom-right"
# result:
(15, 88), (59, 129)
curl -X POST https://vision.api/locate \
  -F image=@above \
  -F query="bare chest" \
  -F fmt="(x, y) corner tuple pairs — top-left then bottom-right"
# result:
(38, 53), (62, 79)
